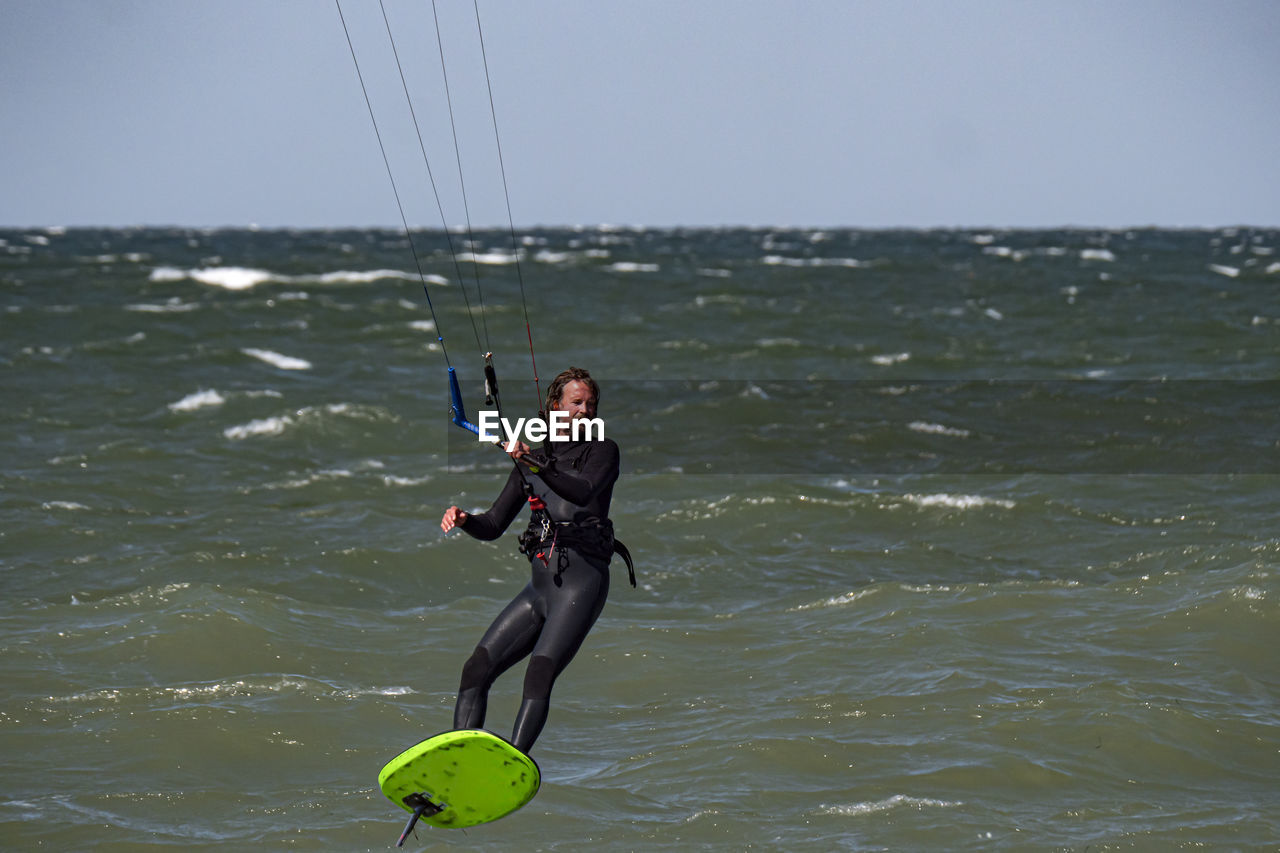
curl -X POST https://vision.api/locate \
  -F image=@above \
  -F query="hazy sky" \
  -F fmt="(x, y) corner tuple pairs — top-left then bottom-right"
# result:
(3, 0), (1278, 229)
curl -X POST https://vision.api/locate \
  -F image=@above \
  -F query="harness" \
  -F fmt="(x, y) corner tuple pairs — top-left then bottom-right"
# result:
(517, 494), (636, 588)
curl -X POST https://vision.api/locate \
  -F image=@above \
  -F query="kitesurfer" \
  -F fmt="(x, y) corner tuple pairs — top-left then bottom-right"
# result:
(440, 367), (631, 753)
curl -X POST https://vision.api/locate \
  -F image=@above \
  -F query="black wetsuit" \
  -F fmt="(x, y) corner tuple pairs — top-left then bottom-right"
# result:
(453, 437), (620, 752)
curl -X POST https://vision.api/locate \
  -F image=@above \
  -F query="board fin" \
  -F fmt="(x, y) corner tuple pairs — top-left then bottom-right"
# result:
(396, 793), (446, 847)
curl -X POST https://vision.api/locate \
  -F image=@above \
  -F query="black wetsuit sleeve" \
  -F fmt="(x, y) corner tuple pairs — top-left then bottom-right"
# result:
(536, 439), (619, 507)
(458, 468), (525, 540)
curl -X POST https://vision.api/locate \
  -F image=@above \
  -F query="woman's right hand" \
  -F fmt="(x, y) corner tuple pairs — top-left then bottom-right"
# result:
(441, 505), (468, 533)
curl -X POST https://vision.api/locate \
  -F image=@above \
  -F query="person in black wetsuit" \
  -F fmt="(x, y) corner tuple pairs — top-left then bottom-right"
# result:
(439, 367), (630, 753)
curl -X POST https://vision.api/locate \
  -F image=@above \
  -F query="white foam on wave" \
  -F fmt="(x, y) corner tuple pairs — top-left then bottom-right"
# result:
(983, 245), (1027, 261)
(762, 255), (866, 268)
(608, 261), (660, 273)
(312, 269), (420, 285)
(1080, 248), (1116, 262)
(902, 493), (1016, 510)
(790, 588), (877, 611)
(1208, 264), (1240, 278)
(43, 500), (90, 511)
(871, 352), (910, 366)
(383, 473), (432, 487)
(191, 267), (274, 290)
(125, 297), (199, 313)
(169, 389), (226, 412)
(148, 265), (436, 290)
(818, 794), (962, 816)
(241, 348), (311, 370)
(1266, 262), (1280, 274)
(457, 251), (518, 265)
(148, 266), (187, 282)
(224, 416), (294, 440)
(908, 420), (971, 438)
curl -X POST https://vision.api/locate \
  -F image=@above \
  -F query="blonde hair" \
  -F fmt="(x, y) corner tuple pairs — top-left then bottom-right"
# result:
(544, 366), (599, 415)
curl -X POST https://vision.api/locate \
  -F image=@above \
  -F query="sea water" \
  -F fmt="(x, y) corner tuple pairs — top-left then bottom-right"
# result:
(2, 226), (1277, 850)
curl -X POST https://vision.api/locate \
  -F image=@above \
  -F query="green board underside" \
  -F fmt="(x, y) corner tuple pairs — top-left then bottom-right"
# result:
(378, 729), (540, 829)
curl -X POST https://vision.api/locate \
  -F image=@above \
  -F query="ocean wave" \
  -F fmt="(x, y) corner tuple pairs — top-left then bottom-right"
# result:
(762, 255), (867, 267)
(908, 420), (972, 438)
(608, 261), (661, 273)
(457, 251), (518, 265)
(222, 404), (396, 442)
(148, 265), (435, 290)
(125, 297), (200, 313)
(168, 389), (226, 412)
(789, 588), (879, 611)
(1080, 248), (1117, 262)
(52, 675), (413, 707)
(900, 493), (1017, 510)
(817, 794), (963, 816)
(240, 348), (311, 370)
(223, 416), (293, 440)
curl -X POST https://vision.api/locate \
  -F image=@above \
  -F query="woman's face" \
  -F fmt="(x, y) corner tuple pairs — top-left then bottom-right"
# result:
(551, 379), (597, 422)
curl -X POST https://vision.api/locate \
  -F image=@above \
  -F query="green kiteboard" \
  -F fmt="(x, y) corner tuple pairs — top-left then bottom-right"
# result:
(379, 729), (540, 844)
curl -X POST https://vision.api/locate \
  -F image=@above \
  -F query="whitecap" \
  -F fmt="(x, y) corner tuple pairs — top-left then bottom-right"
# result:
(983, 307), (1004, 320)
(241, 348), (311, 370)
(148, 266), (187, 282)
(223, 416), (293, 440)
(43, 501), (89, 511)
(819, 795), (962, 816)
(457, 251), (518, 265)
(168, 389), (226, 412)
(189, 266), (274, 290)
(608, 261), (660, 273)
(902, 493), (1015, 510)
(125, 298), (199, 313)
(1080, 249), (1116, 262)
(790, 588), (877, 611)
(871, 352), (910, 366)
(1266, 262), (1280, 274)
(1208, 264), (1240, 278)
(309, 269), (418, 285)
(908, 421), (971, 438)
(382, 474), (432, 487)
